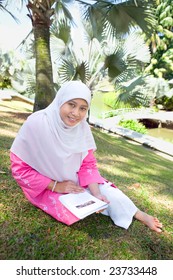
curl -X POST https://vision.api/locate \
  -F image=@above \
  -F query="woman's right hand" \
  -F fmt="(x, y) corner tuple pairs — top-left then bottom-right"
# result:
(48, 180), (84, 194)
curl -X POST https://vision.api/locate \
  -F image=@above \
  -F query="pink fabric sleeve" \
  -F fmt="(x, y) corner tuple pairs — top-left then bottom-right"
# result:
(10, 152), (52, 198)
(10, 152), (80, 225)
(78, 149), (105, 187)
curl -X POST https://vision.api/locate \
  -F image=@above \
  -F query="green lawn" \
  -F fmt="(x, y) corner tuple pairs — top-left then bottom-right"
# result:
(0, 99), (173, 260)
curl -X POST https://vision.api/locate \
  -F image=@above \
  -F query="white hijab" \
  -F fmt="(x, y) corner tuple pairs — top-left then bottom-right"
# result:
(11, 81), (96, 184)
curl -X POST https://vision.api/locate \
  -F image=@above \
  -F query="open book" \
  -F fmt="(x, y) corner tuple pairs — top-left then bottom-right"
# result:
(59, 191), (108, 219)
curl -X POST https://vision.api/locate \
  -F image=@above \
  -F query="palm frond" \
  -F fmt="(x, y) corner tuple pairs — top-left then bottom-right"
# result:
(59, 58), (91, 84)
(50, 19), (71, 44)
(104, 51), (126, 78)
(105, 3), (132, 34)
(116, 75), (153, 107)
(74, 61), (90, 83)
(25, 73), (36, 99)
(59, 59), (76, 83)
(104, 43), (138, 82)
(117, 87), (150, 107)
(124, 32), (150, 61)
(102, 20), (118, 44)
(79, 1), (105, 40)
(0, 0), (20, 23)
(80, 0), (157, 38)
(103, 29), (151, 85)
(50, 36), (66, 66)
(118, 0), (157, 35)
(54, 1), (74, 24)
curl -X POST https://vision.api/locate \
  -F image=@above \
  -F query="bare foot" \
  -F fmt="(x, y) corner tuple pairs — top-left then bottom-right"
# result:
(134, 210), (163, 233)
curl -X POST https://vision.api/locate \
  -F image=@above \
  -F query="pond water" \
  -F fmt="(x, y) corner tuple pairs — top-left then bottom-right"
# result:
(90, 91), (173, 144)
(147, 128), (173, 144)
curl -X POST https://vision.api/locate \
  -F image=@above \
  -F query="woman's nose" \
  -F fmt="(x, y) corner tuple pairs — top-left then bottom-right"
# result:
(72, 108), (80, 116)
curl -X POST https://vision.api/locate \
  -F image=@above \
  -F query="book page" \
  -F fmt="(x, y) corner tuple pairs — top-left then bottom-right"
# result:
(59, 191), (108, 219)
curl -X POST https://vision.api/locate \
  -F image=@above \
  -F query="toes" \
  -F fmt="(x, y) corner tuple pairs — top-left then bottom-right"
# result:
(153, 218), (162, 228)
(156, 221), (162, 226)
(154, 221), (162, 228)
(156, 228), (162, 233)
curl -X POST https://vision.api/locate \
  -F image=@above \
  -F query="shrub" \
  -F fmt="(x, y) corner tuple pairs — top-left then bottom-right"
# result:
(119, 119), (148, 134)
(157, 94), (173, 111)
(0, 77), (11, 89)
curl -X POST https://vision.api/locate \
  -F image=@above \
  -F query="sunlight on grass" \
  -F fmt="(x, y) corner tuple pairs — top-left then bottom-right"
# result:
(0, 99), (33, 112)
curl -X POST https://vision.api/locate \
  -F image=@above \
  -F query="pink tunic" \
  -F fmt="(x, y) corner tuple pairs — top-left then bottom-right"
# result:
(10, 150), (106, 225)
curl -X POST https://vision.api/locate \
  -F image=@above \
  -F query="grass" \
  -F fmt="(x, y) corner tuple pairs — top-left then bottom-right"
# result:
(0, 99), (173, 260)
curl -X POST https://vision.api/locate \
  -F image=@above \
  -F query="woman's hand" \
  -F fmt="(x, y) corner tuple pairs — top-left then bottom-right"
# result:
(89, 188), (110, 214)
(94, 193), (110, 204)
(88, 183), (110, 204)
(48, 180), (84, 194)
(94, 193), (109, 213)
(57, 180), (85, 194)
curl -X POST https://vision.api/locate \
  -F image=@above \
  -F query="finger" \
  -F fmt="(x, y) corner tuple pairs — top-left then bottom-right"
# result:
(96, 208), (106, 213)
(73, 189), (85, 193)
(70, 187), (85, 193)
(101, 196), (110, 203)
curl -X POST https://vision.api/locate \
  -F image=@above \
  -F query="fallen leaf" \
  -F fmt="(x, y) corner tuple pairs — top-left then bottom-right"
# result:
(0, 170), (6, 174)
(128, 183), (141, 189)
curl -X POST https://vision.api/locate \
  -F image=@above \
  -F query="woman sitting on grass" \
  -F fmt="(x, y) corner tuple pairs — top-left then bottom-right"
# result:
(10, 81), (162, 233)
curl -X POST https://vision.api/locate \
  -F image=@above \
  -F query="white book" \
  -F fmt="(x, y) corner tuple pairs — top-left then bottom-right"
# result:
(59, 191), (108, 219)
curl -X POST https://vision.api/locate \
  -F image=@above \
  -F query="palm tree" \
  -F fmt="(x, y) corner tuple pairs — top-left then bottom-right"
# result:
(26, 0), (55, 111)
(4, 0), (157, 111)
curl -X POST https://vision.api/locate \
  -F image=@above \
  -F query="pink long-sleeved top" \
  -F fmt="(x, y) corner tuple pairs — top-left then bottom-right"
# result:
(10, 150), (107, 225)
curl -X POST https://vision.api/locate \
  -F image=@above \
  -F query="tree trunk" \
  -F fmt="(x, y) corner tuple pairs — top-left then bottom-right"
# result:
(33, 23), (55, 112)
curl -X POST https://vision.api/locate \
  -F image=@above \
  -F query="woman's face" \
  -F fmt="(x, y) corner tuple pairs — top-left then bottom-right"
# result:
(60, 98), (89, 127)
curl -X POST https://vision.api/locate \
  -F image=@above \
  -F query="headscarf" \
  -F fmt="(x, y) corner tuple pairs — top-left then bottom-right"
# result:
(11, 81), (96, 184)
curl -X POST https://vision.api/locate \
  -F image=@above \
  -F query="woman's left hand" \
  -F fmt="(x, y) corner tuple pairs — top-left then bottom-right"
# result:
(94, 194), (110, 213)
(95, 193), (110, 204)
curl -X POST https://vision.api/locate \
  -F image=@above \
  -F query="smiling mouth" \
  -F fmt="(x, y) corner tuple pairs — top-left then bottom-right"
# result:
(68, 116), (78, 122)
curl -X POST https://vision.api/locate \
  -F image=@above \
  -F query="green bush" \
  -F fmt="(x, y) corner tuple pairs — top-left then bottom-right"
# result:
(0, 77), (11, 89)
(157, 94), (173, 111)
(119, 119), (148, 134)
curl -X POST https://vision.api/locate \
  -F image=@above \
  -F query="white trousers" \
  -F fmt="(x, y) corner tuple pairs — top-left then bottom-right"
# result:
(94, 182), (138, 229)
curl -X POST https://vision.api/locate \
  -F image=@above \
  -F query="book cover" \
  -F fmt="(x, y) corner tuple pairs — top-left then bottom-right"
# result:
(59, 191), (108, 219)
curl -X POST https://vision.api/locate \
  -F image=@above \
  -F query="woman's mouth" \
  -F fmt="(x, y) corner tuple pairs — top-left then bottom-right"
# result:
(68, 116), (78, 123)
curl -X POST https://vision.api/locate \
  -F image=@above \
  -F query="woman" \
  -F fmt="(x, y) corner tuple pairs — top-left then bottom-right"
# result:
(10, 81), (162, 232)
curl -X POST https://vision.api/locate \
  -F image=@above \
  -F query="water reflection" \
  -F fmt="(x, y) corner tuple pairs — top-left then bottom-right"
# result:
(148, 128), (173, 144)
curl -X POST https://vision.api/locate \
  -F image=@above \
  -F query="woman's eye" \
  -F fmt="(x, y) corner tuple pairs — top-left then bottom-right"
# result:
(69, 103), (75, 107)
